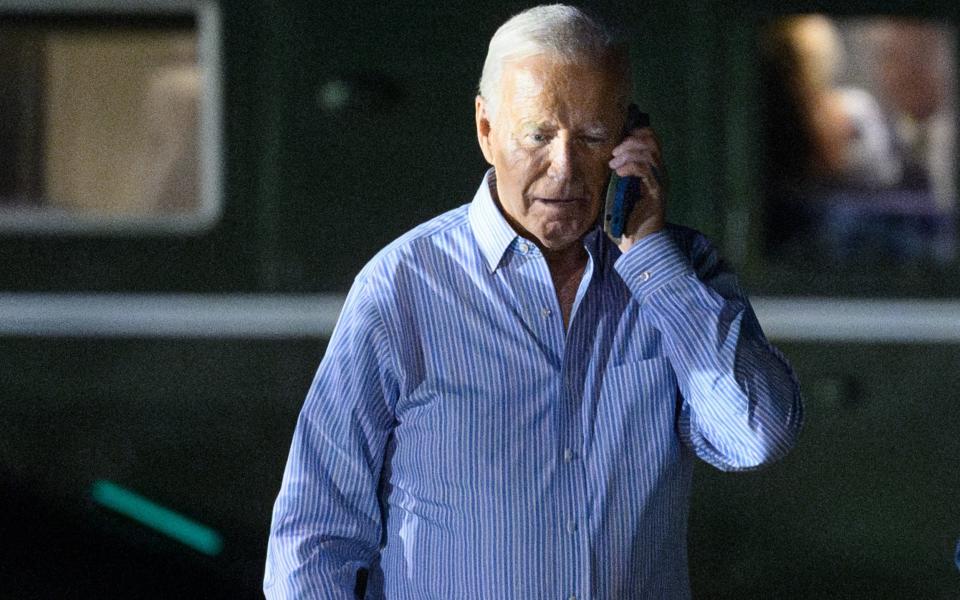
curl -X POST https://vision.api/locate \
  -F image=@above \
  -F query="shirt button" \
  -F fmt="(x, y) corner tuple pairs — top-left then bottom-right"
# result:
(541, 307), (552, 317)
(519, 242), (530, 253)
(639, 270), (651, 282)
(567, 520), (577, 533)
(563, 448), (574, 463)
(569, 596), (577, 600)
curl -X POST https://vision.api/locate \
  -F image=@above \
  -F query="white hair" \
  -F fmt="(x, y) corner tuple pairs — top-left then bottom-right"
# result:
(478, 4), (631, 118)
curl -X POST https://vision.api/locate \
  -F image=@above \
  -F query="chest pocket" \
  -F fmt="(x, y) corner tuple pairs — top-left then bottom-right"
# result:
(600, 356), (677, 423)
(598, 355), (681, 468)
(602, 297), (665, 367)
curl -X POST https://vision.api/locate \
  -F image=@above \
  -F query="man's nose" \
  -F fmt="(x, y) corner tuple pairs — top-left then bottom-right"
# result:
(546, 136), (576, 181)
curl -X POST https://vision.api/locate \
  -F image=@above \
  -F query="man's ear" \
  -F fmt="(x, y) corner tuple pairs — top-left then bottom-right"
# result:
(475, 95), (495, 165)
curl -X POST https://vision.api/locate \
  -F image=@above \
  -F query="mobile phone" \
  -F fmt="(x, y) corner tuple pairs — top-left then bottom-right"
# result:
(604, 103), (650, 239)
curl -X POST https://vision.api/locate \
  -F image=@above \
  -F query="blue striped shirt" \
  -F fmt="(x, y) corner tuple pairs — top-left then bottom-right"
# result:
(264, 169), (803, 599)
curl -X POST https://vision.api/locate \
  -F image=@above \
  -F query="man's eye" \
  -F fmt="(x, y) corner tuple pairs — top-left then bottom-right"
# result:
(529, 133), (548, 143)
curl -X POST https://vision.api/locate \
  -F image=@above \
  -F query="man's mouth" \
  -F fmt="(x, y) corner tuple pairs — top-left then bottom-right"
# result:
(536, 197), (584, 205)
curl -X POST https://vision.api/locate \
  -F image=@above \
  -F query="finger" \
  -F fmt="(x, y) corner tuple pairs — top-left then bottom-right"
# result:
(610, 161), (663, 182)
(630, 126), (661, 147)
(610, 146), (655, 163)
(616, 127), (661, 149)
(611, 138), (662, 162)
(608, 149), (657, 170)
(614, 160), (663, 186)
(611, 135), (656, 152)
(611, 152), (666, 186)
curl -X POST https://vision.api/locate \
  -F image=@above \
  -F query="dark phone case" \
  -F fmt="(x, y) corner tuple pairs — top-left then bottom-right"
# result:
(605, 105), (650, 238)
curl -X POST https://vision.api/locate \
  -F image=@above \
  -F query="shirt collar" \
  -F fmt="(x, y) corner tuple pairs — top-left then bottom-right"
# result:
(468, 168), (612, 274)
(469, 168), (521, 273)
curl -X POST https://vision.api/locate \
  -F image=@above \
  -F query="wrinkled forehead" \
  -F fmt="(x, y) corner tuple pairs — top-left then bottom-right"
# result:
(499, 56), (624, 119)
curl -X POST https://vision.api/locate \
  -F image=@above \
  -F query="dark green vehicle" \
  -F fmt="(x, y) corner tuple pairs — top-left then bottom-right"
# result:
(1, 1), (957, 597)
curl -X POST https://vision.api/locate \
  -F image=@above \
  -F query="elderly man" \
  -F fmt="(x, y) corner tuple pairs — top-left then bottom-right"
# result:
(264, 5), (802, 599)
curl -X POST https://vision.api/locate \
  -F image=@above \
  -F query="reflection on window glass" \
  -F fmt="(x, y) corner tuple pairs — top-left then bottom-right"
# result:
(760, 16), (956, 266)
(0, 16), (211, 228)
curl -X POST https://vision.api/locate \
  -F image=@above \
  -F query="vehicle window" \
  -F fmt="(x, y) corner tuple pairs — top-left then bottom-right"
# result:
(0, 10), (220, 233)
(759, 16), (957, 267)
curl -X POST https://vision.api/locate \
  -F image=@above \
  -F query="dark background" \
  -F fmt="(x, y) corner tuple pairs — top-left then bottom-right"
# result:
(1, 1), (958, 598)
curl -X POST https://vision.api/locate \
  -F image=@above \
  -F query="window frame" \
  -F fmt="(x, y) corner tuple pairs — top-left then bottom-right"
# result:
(721, 4), (960, 298)
(0, 0), (223, 236)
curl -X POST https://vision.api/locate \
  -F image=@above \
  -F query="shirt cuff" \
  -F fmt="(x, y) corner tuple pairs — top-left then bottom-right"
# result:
(614, 229), (694, 303)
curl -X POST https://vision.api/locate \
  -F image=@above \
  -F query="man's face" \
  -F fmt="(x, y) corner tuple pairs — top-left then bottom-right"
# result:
(476, 55), (625, 250)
